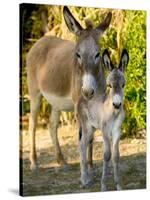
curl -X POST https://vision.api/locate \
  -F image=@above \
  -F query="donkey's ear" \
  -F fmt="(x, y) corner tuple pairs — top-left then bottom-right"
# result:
(102, 49), (114, 71)
(63, 6), (83, 36)
(119, 49), (129, 72)
(96, 12), (112, 34)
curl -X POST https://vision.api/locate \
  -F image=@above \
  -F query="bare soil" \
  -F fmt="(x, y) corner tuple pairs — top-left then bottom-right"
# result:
(20, 124), (146, 196)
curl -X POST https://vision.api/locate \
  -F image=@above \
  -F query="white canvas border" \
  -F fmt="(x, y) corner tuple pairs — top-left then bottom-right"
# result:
(0, 0), (149, 199)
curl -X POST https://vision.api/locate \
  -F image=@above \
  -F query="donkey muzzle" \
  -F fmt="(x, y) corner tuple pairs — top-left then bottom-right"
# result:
(113, 94), (122, 109)
(82, 73), (96, 99)
(113, 102), (121, 109)
(82, 87), (94, 99)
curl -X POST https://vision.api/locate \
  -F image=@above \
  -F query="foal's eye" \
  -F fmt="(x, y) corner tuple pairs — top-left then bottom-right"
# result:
(107, 84), (112, 88)
(122, 83), (125, 88)
(95, 52), (100, 60)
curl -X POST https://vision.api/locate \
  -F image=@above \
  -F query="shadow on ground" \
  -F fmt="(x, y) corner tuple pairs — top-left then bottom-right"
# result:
(20, 145), (146, 196)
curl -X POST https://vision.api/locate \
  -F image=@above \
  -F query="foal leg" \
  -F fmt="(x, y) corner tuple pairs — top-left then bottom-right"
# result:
(101, 135), (111, 191)
(29, 92), (42, 170)
(79, 126), (93, 187)
(112, 129), (122, 190)
(49, 108), (67, 166)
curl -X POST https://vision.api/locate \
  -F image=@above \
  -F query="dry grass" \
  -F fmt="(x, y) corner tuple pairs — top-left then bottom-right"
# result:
(20, 124), (146, 196)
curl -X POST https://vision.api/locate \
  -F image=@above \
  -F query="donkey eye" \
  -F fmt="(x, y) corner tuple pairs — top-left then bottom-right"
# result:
(122, 83), (125, 88)
(95, 52), (100, 60)
(76, 52), (81, 59)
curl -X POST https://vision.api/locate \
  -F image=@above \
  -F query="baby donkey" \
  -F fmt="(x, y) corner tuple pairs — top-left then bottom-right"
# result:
(77, 49), (129, 190)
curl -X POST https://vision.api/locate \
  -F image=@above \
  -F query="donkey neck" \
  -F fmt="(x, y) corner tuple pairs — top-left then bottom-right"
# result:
(88, 65), (106, 101)
(96, 65), (106, 96)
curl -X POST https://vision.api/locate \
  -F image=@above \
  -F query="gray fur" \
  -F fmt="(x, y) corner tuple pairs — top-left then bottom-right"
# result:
(77, 49), (129, 190)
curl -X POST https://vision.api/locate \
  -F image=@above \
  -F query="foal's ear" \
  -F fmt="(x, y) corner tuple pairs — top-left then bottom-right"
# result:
(102, 49), (114, 71)
(95, 12), (112, 35)
(63, 6), (83, 36)
(119, 49), (129, 72)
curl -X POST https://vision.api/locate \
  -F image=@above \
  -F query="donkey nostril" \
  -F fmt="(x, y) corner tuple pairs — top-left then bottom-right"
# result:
(90, 89), (94, 97)
(82, 88), (94, 99)
(113, 102), (121, 109)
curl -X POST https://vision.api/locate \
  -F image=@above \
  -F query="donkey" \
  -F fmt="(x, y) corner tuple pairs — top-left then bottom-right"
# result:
(77, 49), (129, 190)
(27, 6), (112, 170)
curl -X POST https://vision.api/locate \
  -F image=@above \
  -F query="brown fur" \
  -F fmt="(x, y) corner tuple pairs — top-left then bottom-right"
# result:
(27, 36), (75, 97)
(27, 7), (112, 170)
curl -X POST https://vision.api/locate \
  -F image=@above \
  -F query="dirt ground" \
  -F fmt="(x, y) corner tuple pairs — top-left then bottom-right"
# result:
(20, 124), (146, 196)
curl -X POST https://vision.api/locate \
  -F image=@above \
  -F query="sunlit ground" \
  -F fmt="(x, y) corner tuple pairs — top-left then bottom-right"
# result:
(20, 124), (146, 196)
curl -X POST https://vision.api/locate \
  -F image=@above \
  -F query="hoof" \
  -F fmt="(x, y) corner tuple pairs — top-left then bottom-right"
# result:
(101, 184), (107, 191)
(61, 163), (71, 171)
(57, 156), (71, 171)
(55, 163), (71, 173)
(56, 154), (67, 166)
(81, 182), (93, 189)
(30, 163), (38, 171)
(116, 184), (122, 190)
(81, 180), (93, 189)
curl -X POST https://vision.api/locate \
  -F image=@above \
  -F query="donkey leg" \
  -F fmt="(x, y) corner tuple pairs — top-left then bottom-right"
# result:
(101, 135), (111, 191)
(29, 92), (42, 171)
(80, 125), (94, 173)
(79, 127), (93, 187)
(112, 130), (122, 190)
(88, 137), (94, 173)
(49, 109), (67, 166)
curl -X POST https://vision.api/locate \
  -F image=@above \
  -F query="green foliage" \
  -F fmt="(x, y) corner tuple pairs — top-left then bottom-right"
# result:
(123, 11), (146, 136)
(21, 4), (146, 137)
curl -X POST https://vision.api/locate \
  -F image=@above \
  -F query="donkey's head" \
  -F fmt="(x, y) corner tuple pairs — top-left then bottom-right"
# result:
(63, 6), (112, 99)
(102, 49), (129, 109)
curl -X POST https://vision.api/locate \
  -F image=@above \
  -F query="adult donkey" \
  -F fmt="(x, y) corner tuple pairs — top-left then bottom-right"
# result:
(27, 6), (112, 170)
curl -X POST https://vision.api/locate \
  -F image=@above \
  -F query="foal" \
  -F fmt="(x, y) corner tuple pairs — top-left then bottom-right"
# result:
(77, 49), (129, 190)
